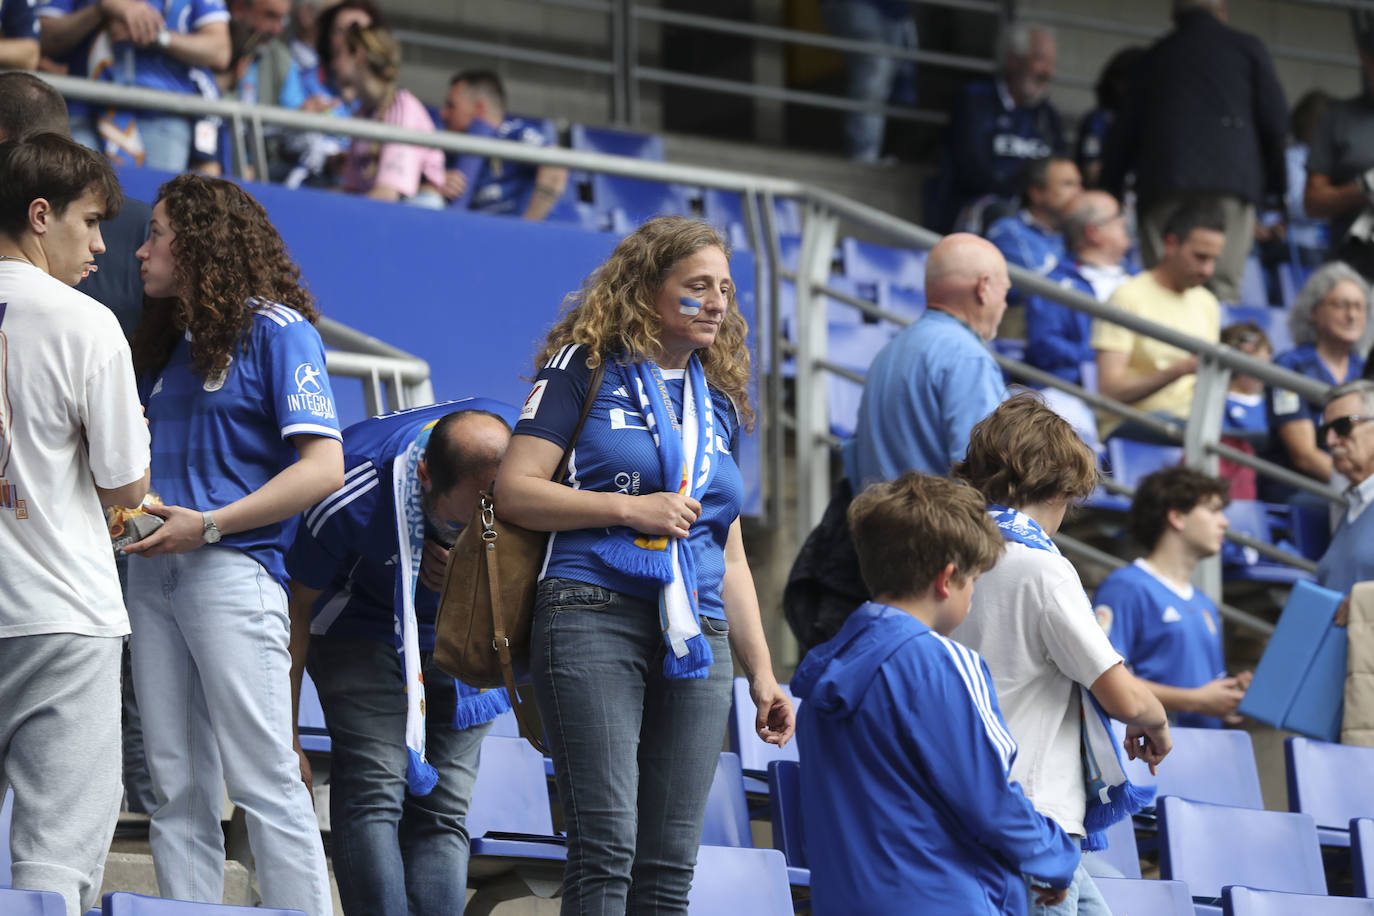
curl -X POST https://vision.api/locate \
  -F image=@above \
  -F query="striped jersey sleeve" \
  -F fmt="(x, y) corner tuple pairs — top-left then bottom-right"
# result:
(286, 458), (381, 590)
(931, 633), (1018, 775)
(259, 304), (342, 442)
(514, 343), (596, 448)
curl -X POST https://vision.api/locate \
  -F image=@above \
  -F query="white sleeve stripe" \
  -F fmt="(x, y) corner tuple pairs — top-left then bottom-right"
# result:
(310, 477), (379, 537)
(304, 466), (378, 529)
(556, 344), (578, 370)
(281, 423), (342, 440)
(260, 309), (288, 327)
(934, 637), (1016, 771)
(952, 640), (1018, 760)
(270, 304), (303, 323)
(343, 460), (375, 482)
(544, 343), (574, 370)
(191, 10), (231, 28)
(37, 8), (67, 17)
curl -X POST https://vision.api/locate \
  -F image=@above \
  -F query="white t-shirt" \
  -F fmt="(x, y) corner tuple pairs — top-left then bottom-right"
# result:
(0, 261), (150, 638)
(951, 541), (1123, 835)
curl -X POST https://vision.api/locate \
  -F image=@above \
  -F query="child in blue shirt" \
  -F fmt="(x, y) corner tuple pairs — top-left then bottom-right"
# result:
(793, 472), (1080, 916)
(1095, 467), (1252, 728)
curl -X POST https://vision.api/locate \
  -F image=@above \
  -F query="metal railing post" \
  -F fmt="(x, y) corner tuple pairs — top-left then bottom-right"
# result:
(793, 203), (839, 547)
(1185, 354), (1229, 478)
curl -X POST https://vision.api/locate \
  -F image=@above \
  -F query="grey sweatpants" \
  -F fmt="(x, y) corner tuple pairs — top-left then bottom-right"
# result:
(0, 633), (122, 916)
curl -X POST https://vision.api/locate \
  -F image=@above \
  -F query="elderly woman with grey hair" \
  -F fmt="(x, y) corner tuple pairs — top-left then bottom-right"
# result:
(1268, 261), (1371, 486)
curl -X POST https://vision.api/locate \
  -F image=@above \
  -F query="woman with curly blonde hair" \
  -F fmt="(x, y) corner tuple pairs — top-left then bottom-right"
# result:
(124, 174), (343, 916)
(497, 215), (794, 914)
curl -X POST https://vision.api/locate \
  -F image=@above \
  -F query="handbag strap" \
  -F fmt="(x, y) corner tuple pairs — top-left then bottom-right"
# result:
(489, 357), (606, 755)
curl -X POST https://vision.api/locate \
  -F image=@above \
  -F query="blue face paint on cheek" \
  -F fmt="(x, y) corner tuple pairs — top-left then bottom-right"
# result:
(678, 297), (702, 316)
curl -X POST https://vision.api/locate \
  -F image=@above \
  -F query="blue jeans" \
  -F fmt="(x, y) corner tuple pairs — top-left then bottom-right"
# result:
(532, 578), (733, 916)
(819, 0), (917, 162)
(1028, 862), (1113, 916)
(308, 637), (492, 916)
(139, 114), (192, 172)
(127, 548), (332, 916)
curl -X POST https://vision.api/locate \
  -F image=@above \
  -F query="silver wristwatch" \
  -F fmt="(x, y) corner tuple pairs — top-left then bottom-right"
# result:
(201, 511), (222, 544)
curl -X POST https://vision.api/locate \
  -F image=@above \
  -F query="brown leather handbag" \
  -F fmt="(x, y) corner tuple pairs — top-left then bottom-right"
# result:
(433, 362), (604, 753)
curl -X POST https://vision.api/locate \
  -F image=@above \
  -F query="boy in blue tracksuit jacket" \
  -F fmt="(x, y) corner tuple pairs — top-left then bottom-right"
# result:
(793, 472), (1080, 916)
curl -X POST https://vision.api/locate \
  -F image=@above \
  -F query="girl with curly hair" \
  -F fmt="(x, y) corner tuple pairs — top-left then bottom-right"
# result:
(124, 174), (343, 916)
(496, 215), (795, 914)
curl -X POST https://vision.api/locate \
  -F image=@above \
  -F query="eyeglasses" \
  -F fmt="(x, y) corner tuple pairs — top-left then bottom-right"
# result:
(1318, 414), (1374, 440)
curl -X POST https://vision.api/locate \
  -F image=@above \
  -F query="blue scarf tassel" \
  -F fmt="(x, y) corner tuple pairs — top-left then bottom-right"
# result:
(452, 684), (513, 732)
(406, 749), (439, 795)
(1081, 780), (1154, 851)
(595, 534), (675, 583)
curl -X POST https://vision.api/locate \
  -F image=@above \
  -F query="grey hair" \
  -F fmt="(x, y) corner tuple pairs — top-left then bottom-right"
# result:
(1288, 261), (1373, 353)
(998, 22), (1055, 65)
(1173, 0), (1224, 15)
(1326, 379), (1374, 415)
(1061, 194), (1112, 254)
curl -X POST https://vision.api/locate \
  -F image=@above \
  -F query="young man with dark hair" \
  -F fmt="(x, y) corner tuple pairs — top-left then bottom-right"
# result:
(952, 394), (1169, 914)
(1094, 466), (1251, 728)
(794, 471), (1081, 915)
(439, 68), (570, 221)
(0, 131), (150, 916)
(286, 400), (513, 916)
(1092, 202), (1225, 438)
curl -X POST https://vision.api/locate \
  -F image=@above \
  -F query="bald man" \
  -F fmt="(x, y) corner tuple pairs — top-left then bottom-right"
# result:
(851, 234), (1010, 485)
(1026, 191), (1134, 385)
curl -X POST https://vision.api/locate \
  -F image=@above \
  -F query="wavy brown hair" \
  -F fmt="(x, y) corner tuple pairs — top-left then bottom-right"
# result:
(131, 174), (319, 381)
(533, 216), (754, 429)
(952, 392), (1099, 507)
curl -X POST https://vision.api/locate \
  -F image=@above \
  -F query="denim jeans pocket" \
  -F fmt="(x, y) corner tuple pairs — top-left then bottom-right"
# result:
(699, 615), (730, 637)
(539, 577), (614, 614)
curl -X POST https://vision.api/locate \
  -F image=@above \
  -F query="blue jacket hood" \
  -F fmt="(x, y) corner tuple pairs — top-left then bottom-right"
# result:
(791, 602), (925, 720)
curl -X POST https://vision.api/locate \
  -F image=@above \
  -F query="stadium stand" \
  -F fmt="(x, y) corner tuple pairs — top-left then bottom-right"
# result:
(568, 124), (692, 229)
(1285, 738), (1374, 847)
(766, 760), (811, 890)
(1353, 818), (1374, 897)
(1096, 814), (1143, 880)
(1113, 723), (1265, 811)
(727, 678), (800, 794)
(1223, 886), (1374, 915)
(102, 893), (306, 915)
(0, 887), (66, 916)
(701, 754), (752, 850)
(1158, 797), (1326, 900)
(1093, 877), (1194, 915)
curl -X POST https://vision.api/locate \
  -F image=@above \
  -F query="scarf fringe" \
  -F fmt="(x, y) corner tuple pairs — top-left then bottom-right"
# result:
(595, 533), (675, 584)
(452, 685), (513, 732)
(663, 631), (714, 680)
(1082, 778), (1155, 850)
(406, 749), (439, 796)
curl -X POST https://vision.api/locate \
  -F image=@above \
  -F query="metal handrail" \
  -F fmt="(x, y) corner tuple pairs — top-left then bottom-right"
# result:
(47, 77), (1346, 619)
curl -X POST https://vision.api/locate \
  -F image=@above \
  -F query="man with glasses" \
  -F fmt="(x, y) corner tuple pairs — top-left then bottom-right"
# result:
(1317, 380), (1374, 599)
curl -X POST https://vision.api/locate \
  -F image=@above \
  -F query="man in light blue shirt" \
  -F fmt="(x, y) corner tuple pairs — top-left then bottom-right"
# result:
(852, 233), (1010, 485)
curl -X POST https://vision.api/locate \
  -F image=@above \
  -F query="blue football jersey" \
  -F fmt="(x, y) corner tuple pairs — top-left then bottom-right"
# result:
(514, 345), (742, 618)
(108, 0), (229, 95)
(142, 302), (340, 587)
(2, 0), (39, 40)
(287, 397), (517, 648)
(465, 116), (552, 217)
(1094, 560), (1226, 729)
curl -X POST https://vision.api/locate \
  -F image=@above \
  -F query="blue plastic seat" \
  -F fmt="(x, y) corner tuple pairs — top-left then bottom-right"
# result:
(1112, 723), (1264, 810)
(1222, 500), (1315, 584)
(825, 323), (894, 439)
(1106, 439), (1183, 491)
(1286, 738), (1374, 847)
(1224, 886), (1374, 914)
(727, 678), (800, 793)
(1158, 797), (1325, 900)
(465, 736), (567, 907)
(687, 845), (793, 916)
(296, 672), (330, 754)
(876, 280), (924, 329)
(102, 892), (305, 914)
(0, 888), (66, 916)
(1095, 812), (1142, 879)
(840, 237), (927, 290)
(1, 788), (12, 885)
(1238, 256), (1269, 308)
(1288, 501), (1333, 562)
(1352, 817), (1374, 896)
(569, 124), (690, 227)
(766, 760), (811, 889)
(1093, 877), (1193, 915)
(700, 191), (803, 239)
(701, 753), (751, 848)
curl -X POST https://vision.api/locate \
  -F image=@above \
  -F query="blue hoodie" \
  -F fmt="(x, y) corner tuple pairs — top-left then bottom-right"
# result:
(792, 602), (1080, 915)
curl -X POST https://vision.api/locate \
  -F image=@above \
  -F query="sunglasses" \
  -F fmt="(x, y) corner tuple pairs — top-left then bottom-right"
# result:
(1318, 414), (1374, 441)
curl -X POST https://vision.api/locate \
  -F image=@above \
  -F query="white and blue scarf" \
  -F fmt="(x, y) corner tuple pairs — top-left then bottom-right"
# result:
(393, 426), (510, 795)
(594, 356), (718, 679)
(988, 504), (1154, 851)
